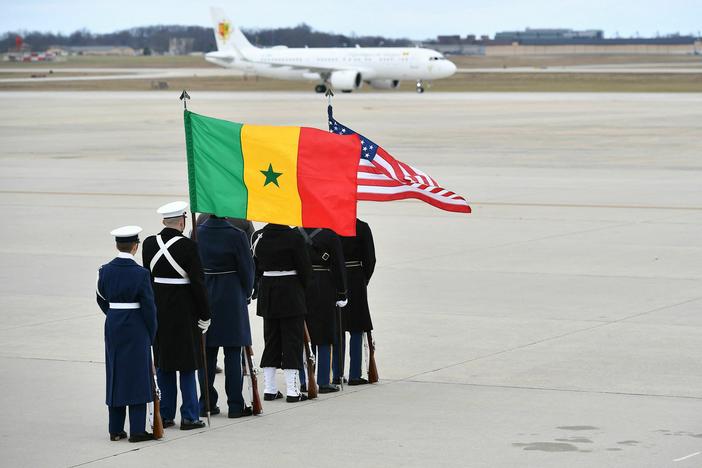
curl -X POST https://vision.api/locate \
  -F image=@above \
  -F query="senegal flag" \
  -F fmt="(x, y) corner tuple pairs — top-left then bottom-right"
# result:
(184, 110), (360, 236)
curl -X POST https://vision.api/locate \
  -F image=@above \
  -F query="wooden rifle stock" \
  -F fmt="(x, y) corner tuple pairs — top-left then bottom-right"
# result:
(367, 331), (379, 384)
(244, 345), (263, 415)
(151, 357), (163, 439)
(302, 322), (318, 399)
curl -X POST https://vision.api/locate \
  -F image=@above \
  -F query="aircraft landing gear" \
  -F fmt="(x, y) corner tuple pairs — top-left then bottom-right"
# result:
(416, 80), (425, 93)
(315, 84), (327, 93)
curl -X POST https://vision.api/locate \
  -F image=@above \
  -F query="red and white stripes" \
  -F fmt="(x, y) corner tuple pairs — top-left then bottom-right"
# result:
(357, 149), (471, 213)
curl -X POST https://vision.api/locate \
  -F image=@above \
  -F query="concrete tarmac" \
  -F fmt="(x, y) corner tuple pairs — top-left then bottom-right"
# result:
(1, 91), (701, 467)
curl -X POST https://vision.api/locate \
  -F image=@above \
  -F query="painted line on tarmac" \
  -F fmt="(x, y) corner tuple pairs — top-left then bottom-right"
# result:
(66, 379), (380, 467)
(674, 451), (701, 462)
(0, 190), (182, 198)
(2, 190), (702, 211)
(475, 201), (702, 211)
(393, 378), (702, 401)
(397, 294), (702, 386)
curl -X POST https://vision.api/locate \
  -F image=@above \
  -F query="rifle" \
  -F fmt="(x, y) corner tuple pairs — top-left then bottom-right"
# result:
(367, 331), (379, 384)
(302, 322), (318, 399)
(244, 345), (263, 415)
(336, 305), (345, 390)
(151, 354), (163, 439)
(200, 335), (211, 427)
(191, 213), (211, 427)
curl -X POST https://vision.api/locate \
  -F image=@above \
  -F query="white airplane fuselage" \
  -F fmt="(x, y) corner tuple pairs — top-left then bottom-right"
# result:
(205, 46), (457, 83)
(206, 7), (456, 92)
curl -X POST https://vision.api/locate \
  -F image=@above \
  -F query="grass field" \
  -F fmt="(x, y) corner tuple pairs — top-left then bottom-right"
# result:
(2, 72), (700, 93)
(1, 54), (701, 92)
(449, 54), (702, 68)
(0, 55), (216, 69)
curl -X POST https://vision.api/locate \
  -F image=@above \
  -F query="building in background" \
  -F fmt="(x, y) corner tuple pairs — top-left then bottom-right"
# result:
(63, 46), (136, 56)
(168, 37), (195, 55)
(426, 29), (702, 56)
(495, 28), (604, 42)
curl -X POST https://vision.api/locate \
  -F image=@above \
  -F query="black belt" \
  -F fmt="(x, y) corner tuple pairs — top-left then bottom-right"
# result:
(345, 261), (363, 268)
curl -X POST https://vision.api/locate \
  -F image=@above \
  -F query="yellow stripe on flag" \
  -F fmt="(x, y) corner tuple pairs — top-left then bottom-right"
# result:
(241, 125), (303, 226)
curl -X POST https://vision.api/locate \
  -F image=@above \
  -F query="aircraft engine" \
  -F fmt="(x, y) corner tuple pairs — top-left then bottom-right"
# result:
(329, 70), (362, 91)
(368, 79), (400, 89)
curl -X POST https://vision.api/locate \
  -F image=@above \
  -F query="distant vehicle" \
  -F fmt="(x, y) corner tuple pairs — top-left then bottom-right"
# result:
(205, 7), (456, 93)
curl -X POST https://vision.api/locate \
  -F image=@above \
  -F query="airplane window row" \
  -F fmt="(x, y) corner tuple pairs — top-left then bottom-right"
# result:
(260, 56), (411, 63)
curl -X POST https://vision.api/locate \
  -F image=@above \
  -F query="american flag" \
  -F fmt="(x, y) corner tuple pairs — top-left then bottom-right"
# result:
(327, 106), (471, 214)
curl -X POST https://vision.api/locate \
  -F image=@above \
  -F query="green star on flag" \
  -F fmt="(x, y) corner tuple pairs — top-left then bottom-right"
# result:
(260, 163), (282, 187)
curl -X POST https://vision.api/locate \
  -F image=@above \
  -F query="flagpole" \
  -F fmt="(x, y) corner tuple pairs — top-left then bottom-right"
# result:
(180, 90), (190, 110)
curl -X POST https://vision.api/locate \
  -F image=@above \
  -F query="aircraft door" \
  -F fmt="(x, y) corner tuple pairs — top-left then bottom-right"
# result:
(409, 52), (420, 70)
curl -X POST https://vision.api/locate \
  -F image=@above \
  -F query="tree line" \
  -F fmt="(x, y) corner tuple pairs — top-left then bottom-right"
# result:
(1, 24), (413, 53)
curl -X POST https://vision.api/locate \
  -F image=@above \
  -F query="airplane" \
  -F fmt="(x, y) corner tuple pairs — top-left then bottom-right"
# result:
(205, 7), (457, 93)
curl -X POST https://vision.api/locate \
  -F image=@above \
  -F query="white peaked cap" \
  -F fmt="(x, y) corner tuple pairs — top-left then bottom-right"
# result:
(110, 225), (143, 242)
(157, 201), (188, 219)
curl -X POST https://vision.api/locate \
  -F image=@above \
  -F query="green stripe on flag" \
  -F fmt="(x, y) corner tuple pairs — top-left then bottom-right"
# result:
(184, 110), (248, 218)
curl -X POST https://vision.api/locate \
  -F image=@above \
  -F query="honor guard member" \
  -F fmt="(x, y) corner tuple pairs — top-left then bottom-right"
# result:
(96, 226), (157, 443)
(252, 223), (313, 402)
(196, 213), (255, 242)
(296, 227), (348, 393)
(197, 214), (255, 418)
(336, 218), (376, 386)
(195, 215), (255, 374)
(142, 201), (210, 430)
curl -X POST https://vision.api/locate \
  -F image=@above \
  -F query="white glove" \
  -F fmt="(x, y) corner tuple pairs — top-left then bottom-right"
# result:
(336, 299), (348, 308)
(197, 319), (211, 334)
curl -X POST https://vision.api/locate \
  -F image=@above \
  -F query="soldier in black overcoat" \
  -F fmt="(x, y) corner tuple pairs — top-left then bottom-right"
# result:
(142, 201), (210, 430)
(252, 223), (313, 403)
(336, 218), (376, 386)
(296, 227), (347, 393)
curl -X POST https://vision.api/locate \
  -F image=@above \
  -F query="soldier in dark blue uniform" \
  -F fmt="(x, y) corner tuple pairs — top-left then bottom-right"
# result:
(195, 214), (254, 376)
(96, 225), (157, 443)
(336, 218), (376, 386)
(197, 214), (255, 418)
(252, 223), (313, 402)
(296, 228), (347, 394)
(142, 201), (210, 430)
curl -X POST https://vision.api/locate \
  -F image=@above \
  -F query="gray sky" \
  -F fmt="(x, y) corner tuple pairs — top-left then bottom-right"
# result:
(3, 0), (701, 39)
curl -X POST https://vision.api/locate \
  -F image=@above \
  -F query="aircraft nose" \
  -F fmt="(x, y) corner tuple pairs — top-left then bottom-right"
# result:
(445, 60), (457, 76)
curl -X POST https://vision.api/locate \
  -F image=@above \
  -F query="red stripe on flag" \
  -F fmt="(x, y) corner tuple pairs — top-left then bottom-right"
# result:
(357, 190), (471, 213)
(297, 128), (360, 236)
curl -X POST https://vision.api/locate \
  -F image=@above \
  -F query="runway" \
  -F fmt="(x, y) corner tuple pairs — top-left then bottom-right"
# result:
(0, 67), (242, 83)
(1, 60), (701, 84)
(1, 91), (701, 467)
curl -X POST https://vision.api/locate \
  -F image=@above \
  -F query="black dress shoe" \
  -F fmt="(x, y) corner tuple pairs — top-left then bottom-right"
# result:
(109, 431), (127, 441)
(180, 419), (206, 430)
(200, 406), (220, 417)
(162, 419), (175, 428)
(300, 383), (307, 393)
(128, 432), (154, 443)
(318, 384), (340, 394)
(264, 391), (284, 401)
(331, 377), (348, 385)
(348, 378), (369, 386)
(286, 394), (309, 403)
(228, 406), (253, 418)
